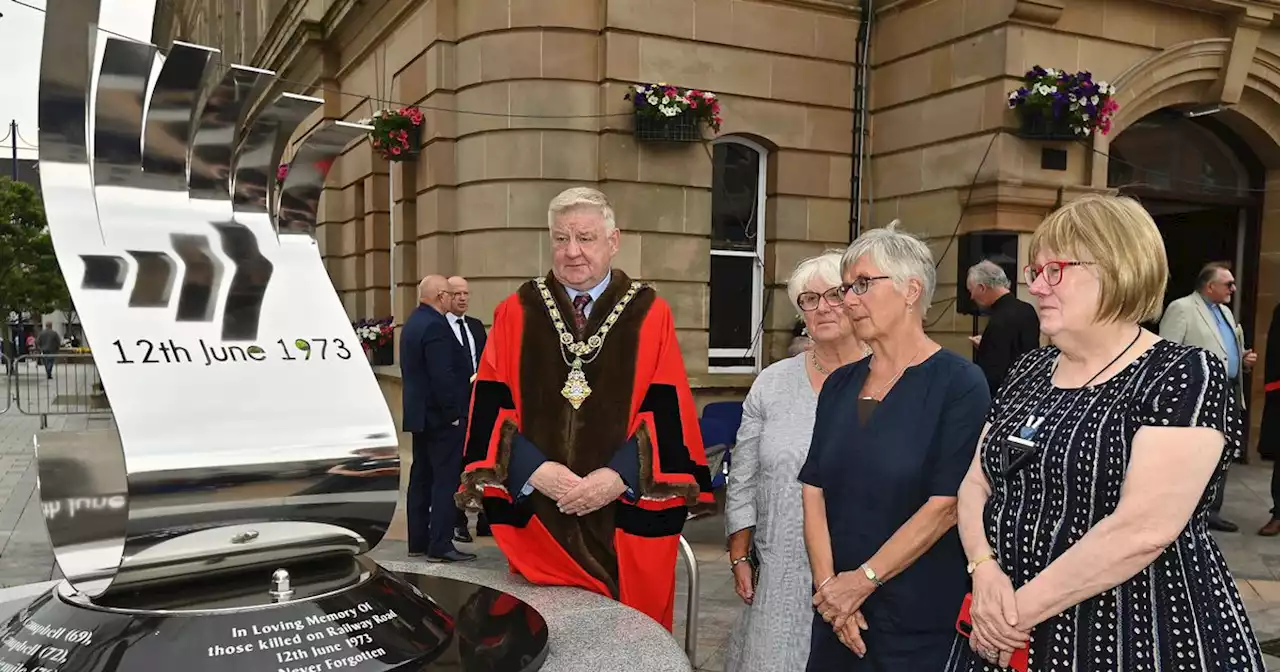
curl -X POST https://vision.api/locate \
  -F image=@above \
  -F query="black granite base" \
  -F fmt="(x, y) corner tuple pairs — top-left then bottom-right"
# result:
(0, 559), (547, 672)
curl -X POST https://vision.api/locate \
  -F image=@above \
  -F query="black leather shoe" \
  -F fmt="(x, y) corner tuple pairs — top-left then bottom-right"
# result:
(427, 549), (477, 563)
(454, 527), (473, 544)
(1208, 515), (1239, 532)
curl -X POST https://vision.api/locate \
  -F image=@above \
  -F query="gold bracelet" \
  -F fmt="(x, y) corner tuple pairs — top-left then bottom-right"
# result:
(815, 574), (837, 592)
(729, 555), (750, 568)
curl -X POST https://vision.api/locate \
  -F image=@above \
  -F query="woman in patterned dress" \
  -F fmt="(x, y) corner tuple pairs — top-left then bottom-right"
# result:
(724, 252), (868, 672)
(947, 194), (1264, 671)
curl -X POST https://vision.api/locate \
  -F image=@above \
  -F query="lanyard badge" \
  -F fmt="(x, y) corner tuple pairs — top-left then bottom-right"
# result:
(1001, 414), (1045, 476)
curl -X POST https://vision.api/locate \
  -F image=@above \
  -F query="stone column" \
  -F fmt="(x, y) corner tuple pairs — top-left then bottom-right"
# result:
(449, 0), (603, 325)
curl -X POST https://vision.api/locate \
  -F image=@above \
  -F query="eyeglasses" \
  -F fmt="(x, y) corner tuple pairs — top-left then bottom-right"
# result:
(797, 287), (845, 311)
(839, 276), (891, 297)
(1024, 261), (1095, 286)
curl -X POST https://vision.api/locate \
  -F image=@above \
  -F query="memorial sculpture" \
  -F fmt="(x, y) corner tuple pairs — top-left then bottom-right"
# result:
(0, 2), (549, 670)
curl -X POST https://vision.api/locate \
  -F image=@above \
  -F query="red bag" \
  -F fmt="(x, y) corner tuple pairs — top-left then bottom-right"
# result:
(955, 593), (1029, 672)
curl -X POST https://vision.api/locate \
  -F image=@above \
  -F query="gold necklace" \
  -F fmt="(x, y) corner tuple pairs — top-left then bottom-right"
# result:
(535, 278), (643, 409)
(810, 350), (829, 375)
(809, 345), (873, 376)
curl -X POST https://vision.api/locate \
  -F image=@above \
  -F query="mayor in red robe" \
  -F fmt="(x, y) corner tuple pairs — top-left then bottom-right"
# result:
(456, 187), (714, 631)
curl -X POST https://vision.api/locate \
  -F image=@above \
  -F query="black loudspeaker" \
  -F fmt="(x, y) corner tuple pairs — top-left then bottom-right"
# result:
(956, 231), (1020, 316)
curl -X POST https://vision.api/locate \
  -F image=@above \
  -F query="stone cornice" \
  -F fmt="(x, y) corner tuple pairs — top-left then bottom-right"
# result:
(964, 181), (1063, 212)
(1010, 0), (1067, 24)
(1150, 0), (1280, 19)
(877, 0), (1063, 23)
(767, 0), (861, 15)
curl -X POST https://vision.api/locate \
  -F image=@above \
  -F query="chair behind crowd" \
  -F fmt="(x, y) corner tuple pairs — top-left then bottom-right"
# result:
(700, 401), (744, 490)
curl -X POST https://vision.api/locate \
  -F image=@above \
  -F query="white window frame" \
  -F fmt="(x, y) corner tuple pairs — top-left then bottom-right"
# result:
(708, 136), (768, 375)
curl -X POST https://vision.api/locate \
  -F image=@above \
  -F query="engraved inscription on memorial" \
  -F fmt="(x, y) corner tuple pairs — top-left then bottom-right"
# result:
(212, 600), (397, 668)
(109, 337), (355, 366)
(0, 619), (90, 671)
(0, 567), (498, 672)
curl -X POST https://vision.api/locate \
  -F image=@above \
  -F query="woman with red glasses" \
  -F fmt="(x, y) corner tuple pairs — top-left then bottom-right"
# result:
(946, 194), (1263, 671)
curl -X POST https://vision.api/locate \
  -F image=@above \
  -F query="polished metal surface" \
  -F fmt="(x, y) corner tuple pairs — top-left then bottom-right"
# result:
(58, 555), (375, 615)
(678, 535), (700, 662)
(37, 0), (395, 600)
(269, 568), (295, 602)
(141, 41), (215, 186)
(278, 121), (369, 236)
(234, 93), (322, 215)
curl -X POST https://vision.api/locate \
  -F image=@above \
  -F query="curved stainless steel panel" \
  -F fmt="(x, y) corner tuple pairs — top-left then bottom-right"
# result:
(142, 41), (216, 187)
(37, 1), (399, 600)
(93, 39), (157, 189)
(189, 65), (271, 202)
(278, 121), (371, 237)
(233, 93), (322, 214)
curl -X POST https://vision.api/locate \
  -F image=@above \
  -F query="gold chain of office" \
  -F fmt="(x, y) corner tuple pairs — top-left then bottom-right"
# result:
(535, 277), (643, 410)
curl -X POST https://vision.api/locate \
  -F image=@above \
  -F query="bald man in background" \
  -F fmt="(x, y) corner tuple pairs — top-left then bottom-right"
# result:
(400, 275), (476, 562)
(447, 275), (490, 541)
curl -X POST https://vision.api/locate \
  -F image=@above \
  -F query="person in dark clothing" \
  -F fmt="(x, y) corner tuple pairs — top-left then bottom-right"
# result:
(36, 323), (62, 379)
(1257, 304), (1280, 535)
(966, 260), (1040, 394)
(399, 275), (477, 564)
(803, 223), (989, 671)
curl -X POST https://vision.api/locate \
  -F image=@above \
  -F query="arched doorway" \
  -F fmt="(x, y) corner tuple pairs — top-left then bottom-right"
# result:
(1107, 109), (1263, 343)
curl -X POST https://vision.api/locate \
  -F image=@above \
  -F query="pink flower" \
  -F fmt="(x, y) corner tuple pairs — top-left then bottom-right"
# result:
(390, 146), (402, 155)
(276, 163), (289, 182)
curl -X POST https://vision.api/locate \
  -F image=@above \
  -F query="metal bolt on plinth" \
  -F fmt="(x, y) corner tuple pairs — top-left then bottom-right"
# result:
(269, 568), (294, 602)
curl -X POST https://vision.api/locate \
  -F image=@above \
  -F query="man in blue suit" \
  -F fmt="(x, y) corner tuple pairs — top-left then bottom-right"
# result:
(400, 274), (476, 562)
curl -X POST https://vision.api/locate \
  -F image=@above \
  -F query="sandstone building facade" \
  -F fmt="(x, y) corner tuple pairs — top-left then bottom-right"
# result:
(168, 0), (1280, 450)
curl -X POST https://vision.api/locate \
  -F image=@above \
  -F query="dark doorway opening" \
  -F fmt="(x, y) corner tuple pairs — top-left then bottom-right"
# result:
(1132, 202), (1247, 331)
(1109, 108), (1263, 455)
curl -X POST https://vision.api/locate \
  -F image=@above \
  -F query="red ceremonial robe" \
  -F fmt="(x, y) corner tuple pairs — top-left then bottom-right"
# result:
(457, 270), (714, 630)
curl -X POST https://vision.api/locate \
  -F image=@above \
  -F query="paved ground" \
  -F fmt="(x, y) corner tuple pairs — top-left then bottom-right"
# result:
(4, 372), (1280, 669)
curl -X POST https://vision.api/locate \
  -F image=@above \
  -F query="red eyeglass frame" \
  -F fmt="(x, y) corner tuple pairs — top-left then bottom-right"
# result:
(1023, 260), (1095, 286)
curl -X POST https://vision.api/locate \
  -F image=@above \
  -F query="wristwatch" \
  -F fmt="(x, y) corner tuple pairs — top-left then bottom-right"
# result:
(967, 553), (997, 575)
(860, 563), (883, 587)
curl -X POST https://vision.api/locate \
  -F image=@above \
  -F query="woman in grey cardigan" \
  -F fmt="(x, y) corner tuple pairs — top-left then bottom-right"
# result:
(724, 251), (869, 672)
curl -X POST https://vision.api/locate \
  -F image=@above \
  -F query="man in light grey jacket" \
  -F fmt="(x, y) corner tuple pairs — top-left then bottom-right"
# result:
(1160, 262), (1257, 532)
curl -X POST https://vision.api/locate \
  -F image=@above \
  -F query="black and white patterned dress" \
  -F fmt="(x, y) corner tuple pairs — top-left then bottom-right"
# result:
(945, 340), (1264, 671)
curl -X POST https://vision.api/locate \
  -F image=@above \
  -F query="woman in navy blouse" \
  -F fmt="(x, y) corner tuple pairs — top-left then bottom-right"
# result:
(800, 221), (990, 670)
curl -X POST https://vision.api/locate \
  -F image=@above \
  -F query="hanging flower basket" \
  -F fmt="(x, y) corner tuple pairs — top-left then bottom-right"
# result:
(354, 316), (395, 365)
(1008, 67), (1118, 140)
(625, 83), (722, 144)
(361, 107), (424, 161)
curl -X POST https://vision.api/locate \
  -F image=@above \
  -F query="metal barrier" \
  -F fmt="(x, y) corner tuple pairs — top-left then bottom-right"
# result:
(0, 354), (10, 415)
(12, 353), (110, 427)
(678, 534), (700, 664)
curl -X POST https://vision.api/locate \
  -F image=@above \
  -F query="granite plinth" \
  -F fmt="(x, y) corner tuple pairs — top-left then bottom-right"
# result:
(379, 560), (693, 672)
(0, 561), (691, 672)
(0, 559), (549, 672)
